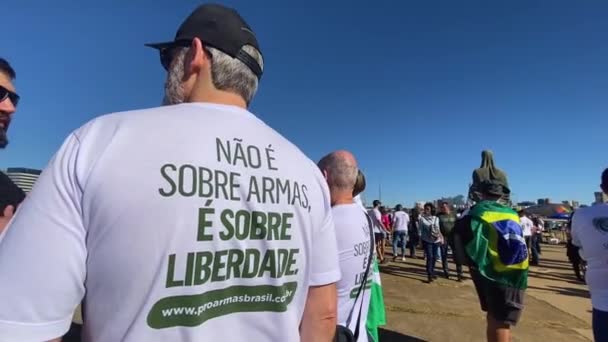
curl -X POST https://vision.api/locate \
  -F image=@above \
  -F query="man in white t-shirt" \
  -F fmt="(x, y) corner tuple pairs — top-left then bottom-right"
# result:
(318, 151), (372, 342)
(0, 5), (341, 342)
(369, 200), (388, 264)
(392, 204), (409, 262)
(571, 168), (608, 342)
(518, 210), (534, 249)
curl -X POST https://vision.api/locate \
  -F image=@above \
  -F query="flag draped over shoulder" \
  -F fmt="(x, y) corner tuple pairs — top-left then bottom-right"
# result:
(366, 257), (386, 342)
(466, 201), (529, 289)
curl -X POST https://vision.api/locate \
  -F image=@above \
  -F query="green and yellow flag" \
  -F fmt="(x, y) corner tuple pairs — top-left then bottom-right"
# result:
(466, 201), (529, 289)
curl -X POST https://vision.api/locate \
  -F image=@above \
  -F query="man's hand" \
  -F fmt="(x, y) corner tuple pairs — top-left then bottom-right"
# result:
(300, 283), (337, 342)
(0, 205), (15, 235)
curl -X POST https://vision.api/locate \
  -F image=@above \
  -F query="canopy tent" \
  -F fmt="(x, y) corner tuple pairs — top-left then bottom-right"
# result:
(524, 203), (573, 218)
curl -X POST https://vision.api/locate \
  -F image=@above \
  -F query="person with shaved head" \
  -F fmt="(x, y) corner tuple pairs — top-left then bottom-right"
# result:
(318, 151), (374, 341)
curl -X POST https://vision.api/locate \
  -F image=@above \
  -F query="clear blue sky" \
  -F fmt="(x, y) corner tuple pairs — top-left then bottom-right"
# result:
(4, 0), (607, 206)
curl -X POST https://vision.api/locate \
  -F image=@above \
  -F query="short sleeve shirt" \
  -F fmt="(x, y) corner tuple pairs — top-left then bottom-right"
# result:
(0, 103), (341, 341)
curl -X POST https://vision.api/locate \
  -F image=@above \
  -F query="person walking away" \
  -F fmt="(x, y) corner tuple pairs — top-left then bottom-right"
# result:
(408, 208), (420, 258)
(453, 180), (528, 342)
(392, 204), (409, 262)
(571, 168), (608, 342)
(318, 151), (373, 342)
(519, 210), (534, 264)
(419, 203), (442, 282)
(0, 5), (341, 342)
(437, 201), (462, 281)
(381, 206), (391, 245)
(529, 217), (543, 266)
(351, 170), (386, 342)
(532, 216), (543, 256)
(369, 200), (389, 264)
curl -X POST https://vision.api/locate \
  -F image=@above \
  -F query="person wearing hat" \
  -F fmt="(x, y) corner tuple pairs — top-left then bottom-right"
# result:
(453, 180), (528, 342)
(0, 4), (341, 342)
(468, 150), (510, 204)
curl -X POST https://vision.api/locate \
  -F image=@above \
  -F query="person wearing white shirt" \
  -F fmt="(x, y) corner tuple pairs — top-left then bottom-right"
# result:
(0, 5), (341, 341)
(318, 151), (373, 342)
(392, 204), (410, 262)
(571, 168), (608, 342)
(369, 200), (389, 264)
(518, 211), (534, 250)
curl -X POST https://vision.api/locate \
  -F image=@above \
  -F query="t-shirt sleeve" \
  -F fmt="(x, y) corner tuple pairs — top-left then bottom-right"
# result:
(308, 183), (341, 287)
(0, 133), (86, 341)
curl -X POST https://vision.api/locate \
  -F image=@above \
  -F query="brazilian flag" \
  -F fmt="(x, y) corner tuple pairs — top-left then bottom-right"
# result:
(466, 201), (529, 289)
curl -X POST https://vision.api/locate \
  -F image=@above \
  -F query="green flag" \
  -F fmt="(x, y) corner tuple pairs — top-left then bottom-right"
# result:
(366, 257), (386, 341)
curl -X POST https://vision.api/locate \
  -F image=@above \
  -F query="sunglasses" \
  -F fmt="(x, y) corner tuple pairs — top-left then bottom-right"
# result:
(0, 85), (19, 107)
(158, 40), (213, 71)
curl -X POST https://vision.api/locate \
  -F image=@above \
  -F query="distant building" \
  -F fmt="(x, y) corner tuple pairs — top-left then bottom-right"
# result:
(537, 198), (546, 205)
(4, 167), (41, 193)
(594, 192), (608, 204)
(517, 201), (536, 208)
(572, 201), (580, 208)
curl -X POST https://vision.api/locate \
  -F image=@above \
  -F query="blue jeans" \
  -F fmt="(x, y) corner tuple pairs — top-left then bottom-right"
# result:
(594, 308), (608, 342)
(423, 241), (440, 278)
(392, 231), (408, 257)
(530, 234), (540, 265)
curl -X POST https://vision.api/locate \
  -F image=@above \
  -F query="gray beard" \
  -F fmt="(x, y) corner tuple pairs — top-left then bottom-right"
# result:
(0, 130), (7, 149)
(162, 50), (187, 106)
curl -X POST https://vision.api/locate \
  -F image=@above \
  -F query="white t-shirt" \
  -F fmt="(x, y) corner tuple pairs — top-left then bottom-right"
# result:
(369, 207), (384, 234)
(520, 216), (534, 237)
(392, 211), (409, 232)
(333, 204), (372, 342)
(0, 103), (341, 342)
(353, 195), (365, 211)
(571, 204), (608, 311)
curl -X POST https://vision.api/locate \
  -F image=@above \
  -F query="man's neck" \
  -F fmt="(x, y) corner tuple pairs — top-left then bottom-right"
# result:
(188, 85), (247, 109)
(331, 190), (354, 206)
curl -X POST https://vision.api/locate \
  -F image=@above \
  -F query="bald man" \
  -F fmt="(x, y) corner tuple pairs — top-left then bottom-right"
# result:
(318, 151), (373, 341)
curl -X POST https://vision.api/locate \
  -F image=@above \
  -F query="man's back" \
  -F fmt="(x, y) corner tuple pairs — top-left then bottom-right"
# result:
(332, 204), (371, 342)
(0, 103), (340, 341)
(571, 204), (608, 311)
(393, 211), (409, 232)
(520, 216), (533, 237)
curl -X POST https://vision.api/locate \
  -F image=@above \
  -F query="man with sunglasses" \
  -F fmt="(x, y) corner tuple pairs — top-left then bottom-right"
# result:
(0, 57), (25, 235)
(0, 4), (340, 342)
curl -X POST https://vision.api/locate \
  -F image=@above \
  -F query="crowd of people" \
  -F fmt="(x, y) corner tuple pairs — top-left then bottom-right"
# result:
(0, 3), (606, 342)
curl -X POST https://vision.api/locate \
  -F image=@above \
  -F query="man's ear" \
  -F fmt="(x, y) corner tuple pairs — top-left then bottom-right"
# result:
(322, 169), (328, 181)
(187, 38), (208, 75)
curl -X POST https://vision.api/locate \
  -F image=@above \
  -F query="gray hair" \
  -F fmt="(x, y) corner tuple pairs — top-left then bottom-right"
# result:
(163, 45), (263, 106)
(318, 153), (358, 191)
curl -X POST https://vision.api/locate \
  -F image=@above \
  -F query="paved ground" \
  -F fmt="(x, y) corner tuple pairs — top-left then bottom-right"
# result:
(378, 244), (593, 341)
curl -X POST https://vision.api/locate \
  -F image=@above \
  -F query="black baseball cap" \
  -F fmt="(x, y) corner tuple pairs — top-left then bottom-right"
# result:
(145, 4), (263, 79)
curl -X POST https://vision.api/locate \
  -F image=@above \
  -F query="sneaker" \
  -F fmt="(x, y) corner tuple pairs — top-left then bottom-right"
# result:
(401, 256), (406, 262)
